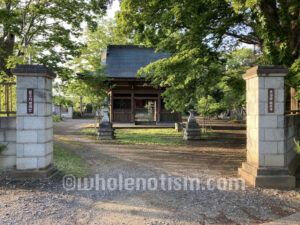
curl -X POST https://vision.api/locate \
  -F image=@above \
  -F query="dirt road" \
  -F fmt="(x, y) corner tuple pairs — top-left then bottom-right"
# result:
(0, 119), (299, 225)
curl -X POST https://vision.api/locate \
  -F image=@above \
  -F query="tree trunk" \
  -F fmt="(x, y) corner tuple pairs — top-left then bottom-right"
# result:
(80, 96), (83, 116)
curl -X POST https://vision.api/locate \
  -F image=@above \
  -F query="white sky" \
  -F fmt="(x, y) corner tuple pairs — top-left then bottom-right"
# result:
(53, 1), (121, 86)
(106, 0), (120, 19)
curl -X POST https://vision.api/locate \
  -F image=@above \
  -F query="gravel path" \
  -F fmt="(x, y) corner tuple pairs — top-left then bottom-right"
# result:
(0, 119), (300, 225)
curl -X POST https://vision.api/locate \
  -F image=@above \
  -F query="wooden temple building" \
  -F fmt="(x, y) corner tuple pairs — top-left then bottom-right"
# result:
(102, 45), (181, 124)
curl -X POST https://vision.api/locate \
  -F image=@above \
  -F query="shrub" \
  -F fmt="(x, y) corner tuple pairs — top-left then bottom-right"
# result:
(53, 114), (62, 122)
(72, 111), (82, 118)
(294, 138), (300, 154)
(0, 144), (7, 154)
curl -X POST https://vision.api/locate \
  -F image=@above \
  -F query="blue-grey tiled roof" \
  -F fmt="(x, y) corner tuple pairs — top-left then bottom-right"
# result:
(104, 45), (169, 78)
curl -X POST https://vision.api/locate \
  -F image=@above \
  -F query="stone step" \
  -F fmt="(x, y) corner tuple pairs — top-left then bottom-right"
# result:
(11, 165), (58, 180)
(241, 162), (290, 176)
(239, 164), (295, 189)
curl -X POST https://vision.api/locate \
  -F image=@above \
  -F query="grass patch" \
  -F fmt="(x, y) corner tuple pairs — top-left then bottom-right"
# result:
(53, 143), (87, 177)
(80, 127), (99, 136)
(0, 144), (7, 154)
(53, 115), (62, 122)
(80, 128), (215, 146)
(116, 129), (185, 146)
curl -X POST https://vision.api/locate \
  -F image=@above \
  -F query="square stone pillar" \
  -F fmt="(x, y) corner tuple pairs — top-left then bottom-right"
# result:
(238, 66), (295, 189)
(12, 65), (57, 179)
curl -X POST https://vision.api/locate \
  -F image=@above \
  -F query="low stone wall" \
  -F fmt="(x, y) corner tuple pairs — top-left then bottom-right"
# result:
(61, 106), (73, 119)
(52, 104), (61, 116)
(0, 117), (16, 170)
(285, 114), (300, 174)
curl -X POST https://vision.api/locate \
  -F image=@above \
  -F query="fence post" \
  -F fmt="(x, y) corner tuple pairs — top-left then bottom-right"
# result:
(12, 65), (57, 179)
(238, 66), (295, 189)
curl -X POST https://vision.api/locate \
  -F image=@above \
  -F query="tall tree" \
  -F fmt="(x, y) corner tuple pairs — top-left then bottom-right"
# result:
(116, 0), (300, 111)
(0, 0), (110, 79)
(60, 19), (127, 111)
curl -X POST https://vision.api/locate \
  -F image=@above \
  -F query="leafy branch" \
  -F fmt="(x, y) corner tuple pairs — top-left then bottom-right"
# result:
(294, 138), (300, 154)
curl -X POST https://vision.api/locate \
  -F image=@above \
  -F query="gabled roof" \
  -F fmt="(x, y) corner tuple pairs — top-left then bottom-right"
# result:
(103, 45), (168, 78)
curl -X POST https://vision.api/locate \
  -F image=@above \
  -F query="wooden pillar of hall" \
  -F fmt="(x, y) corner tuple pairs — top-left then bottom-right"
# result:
(131, 91), (135, 123)
(110, 90), (114, 123)
(157, 91), (161, 122)
(290, 87), (299, 112)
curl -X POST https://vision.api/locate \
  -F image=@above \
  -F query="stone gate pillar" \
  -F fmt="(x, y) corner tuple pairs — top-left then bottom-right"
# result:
(238, 66), (295, 189)
(12, 65), (57, 179)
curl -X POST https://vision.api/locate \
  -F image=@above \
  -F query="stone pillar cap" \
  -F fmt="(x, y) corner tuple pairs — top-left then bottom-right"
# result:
(243, 65), (288, 80)
(11, 64), (57, 79)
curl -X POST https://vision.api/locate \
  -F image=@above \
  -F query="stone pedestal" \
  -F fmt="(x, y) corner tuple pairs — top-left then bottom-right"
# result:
(98, 123), (115, 140)
(11, 65), (57, 179)
(238, 66), (295, 189)
(98, 106), (114, 140)
(183, 110), (201, 140)
(175, 122), (183, 132)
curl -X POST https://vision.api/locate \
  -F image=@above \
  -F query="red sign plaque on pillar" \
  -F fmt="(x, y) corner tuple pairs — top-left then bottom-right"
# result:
(268, 88), (275, 113)
(27, 88), (34, 114)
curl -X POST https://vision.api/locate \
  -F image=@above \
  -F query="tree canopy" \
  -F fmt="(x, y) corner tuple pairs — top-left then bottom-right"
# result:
(116, 0), (300, 111)
(56, 19), (127, 111)
(0, 0), (110, 79)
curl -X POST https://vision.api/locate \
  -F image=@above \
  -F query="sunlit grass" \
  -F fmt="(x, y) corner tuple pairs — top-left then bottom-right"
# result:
(53, 143), (88, 177)
(80, 128), (215, 146)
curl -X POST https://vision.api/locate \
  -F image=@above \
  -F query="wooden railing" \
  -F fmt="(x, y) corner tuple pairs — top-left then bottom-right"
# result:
(0, 82), (16, 117)
(160, 111), (181, 122)
(113, 109), (131, 123)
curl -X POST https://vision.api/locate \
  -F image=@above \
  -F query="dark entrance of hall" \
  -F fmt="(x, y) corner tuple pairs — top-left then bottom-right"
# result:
(134, 94), (157, 125)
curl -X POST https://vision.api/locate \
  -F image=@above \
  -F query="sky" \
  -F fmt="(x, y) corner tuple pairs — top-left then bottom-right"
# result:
(106, 0), (120, 19)
(53, 0), (121, 85)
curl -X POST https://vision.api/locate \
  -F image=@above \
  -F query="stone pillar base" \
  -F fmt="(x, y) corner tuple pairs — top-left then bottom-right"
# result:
(98, 121), (115, 140)
(11, 165), (58, 180)
(238, 162), (295, 189)
(175, 122), (183, 132)
(98, 128), (115, 140)
(183, 128), (201, 140)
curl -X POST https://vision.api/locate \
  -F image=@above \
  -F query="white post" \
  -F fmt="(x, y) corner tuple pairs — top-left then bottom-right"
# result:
(67, 105), (73, 118)
(12, 65), (57, 179)
(238, 66), (295, 189)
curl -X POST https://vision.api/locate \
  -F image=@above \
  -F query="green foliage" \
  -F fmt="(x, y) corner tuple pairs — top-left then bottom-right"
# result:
(72, 19), (127, 73)
(53, 143), (87, 177)
(53, 96), (73, 107)
(230, 0), (300, 88)
(116, 0), (300, 109)
(196, 49), (255, 119)
(72, 111), (83, 119)
(230, 0), (299, 64)
(0, 0), (110, 79)
(52, 115), (62, 123)
(197, 96), (226, 118)
(218, 49), (256, 114)
(0, 144), (7, 154)
(294, 138), (300, 154)
(139, 49), (224, 112)
(60, 19), (128, 110)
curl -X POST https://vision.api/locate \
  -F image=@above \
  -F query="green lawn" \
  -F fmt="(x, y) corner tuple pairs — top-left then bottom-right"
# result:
(81, 128), (214, 146)
(52, 114), (62, 122)
(53, 143), (88, 177)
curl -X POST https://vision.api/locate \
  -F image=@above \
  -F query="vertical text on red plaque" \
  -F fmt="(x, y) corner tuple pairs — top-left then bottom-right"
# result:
(27, 88), (34, 114)
(268, 88), (275, 113)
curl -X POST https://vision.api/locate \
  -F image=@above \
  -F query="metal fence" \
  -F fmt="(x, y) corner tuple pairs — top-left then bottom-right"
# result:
(0, 82), (16, 117)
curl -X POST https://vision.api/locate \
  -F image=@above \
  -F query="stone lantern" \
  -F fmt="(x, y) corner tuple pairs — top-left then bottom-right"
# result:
(98, 97), (115, 140)
(183, 99), (201, 140)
